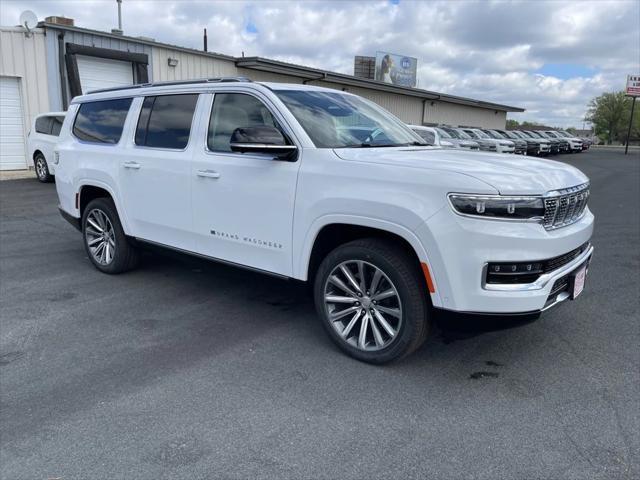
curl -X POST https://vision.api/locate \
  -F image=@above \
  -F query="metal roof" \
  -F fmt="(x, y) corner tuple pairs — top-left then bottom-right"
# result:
(40, 22), (524, 113)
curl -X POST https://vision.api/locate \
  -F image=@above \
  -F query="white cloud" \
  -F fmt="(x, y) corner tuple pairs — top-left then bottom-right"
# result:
(1, 0), (638, 127)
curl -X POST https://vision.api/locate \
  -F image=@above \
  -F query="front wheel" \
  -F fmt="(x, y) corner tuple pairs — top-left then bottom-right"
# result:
(82, 197), (139, 274)
(34, 154), (53, 183)
(314, 238), (430, 364)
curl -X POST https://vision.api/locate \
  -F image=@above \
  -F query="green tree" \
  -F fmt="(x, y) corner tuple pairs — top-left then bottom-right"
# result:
(585, 91), (640, 144)
(506, 119), (520, 129)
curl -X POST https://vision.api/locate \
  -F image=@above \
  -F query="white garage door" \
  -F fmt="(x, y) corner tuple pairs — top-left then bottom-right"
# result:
(76, 55), (133, 94)
(0, 76), (26, 171)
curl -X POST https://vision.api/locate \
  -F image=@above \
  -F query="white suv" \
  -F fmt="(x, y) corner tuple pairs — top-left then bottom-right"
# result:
(27, 112), (66, 182)
(54, 78), (594, 363)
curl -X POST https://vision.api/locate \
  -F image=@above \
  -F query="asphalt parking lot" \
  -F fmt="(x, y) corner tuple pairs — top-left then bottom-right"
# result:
(1, 148), (638, 479)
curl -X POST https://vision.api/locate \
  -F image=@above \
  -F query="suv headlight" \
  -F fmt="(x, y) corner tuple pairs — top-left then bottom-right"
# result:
(449, 194), (545, 220)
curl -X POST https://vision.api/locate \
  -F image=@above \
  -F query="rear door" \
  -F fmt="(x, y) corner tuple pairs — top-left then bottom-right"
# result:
(191, 91), (301, 276)
(118, 93), (200, 249)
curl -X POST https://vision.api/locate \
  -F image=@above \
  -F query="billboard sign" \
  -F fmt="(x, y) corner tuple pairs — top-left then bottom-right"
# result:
(375, 51), (417, 88)
(626, 75), (640, 97)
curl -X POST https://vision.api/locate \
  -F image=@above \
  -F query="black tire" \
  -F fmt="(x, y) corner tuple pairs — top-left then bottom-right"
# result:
(314, 238), (430, 364)
(34, 153), (53, 183)
(82, 197), (139, 274)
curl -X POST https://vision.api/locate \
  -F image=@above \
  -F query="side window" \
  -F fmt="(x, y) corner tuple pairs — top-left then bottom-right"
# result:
(414, 130), (435, 145)
(73, 98), (133, 144)
(208, 93), (278, 152)
(135, 94), (199, 149)
(35, 117), (52, 134)
(50, 116), (64, 136)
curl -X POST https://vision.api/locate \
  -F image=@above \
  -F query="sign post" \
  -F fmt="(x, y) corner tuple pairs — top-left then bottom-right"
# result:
(624, 75), (640, 155)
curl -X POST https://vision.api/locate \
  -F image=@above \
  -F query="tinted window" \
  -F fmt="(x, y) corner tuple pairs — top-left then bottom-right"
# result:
(50, 116), (64, 136)
(35, 117), (52, 134)
(208, 93), (278, 152)
(135, 94), (198, 149)
(73, 98), (132, 144)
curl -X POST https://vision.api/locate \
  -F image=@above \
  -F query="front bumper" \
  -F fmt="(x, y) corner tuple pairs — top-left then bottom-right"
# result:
(416, 206), (594, 313)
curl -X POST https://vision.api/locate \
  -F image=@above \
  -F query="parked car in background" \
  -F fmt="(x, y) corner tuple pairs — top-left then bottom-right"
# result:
(526, 130), (561, 155)
(410, 125), (454, 147)
(506, 130), (543, 156)
(483, 129), (527, 155)
(460, 128), (515, 153)
(546, 131), (583, 152)
(494, 129), (533, 155)
(580, 137), (592, 150)
(515, 130), (551, 156)
(27, 112), (66, 182)
(437, 127), (481, 150)
(53, 79), (594, 363)
(537, 131), (570, 153)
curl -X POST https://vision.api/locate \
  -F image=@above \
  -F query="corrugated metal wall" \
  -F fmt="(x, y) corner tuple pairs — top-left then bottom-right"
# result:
(422, 100), (507, 129)
(152, 46), (236, 81)
(0, 27), (50, 150)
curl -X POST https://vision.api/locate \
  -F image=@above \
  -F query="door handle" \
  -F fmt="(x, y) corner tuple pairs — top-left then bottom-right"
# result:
(123, 161), (141, 170)
(196, 169), (221, 179)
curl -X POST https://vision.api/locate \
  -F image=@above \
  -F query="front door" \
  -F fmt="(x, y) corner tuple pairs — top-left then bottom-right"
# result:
(191, 92), (301, 276)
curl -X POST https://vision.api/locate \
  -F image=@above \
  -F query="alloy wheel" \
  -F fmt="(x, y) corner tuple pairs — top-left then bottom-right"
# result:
(323, 260), (402, 351)
(85, 209), (116, 265)
(35, 157), (47, 180)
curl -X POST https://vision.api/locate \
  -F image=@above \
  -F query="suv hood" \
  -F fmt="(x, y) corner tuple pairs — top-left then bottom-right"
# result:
(334, 147), (588, 194)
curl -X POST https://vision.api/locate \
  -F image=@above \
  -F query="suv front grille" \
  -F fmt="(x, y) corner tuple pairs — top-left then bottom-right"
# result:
(543, 183), (589, 230)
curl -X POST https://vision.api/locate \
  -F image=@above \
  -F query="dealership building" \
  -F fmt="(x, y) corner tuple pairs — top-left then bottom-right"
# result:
(0, 17), (524, 171)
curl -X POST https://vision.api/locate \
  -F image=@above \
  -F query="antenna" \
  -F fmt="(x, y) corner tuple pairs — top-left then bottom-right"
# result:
(19, 10), (38, 37)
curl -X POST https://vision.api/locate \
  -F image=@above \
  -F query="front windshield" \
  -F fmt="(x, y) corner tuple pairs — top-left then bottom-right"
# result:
(435, 127), (452, 139)
(502, 130), (518, 139)
(545, 131), (559, 138)
(471, 129), (490, 139)
(411, 128), (436, 145)
(559, 131), (572, 137)
(442, 127), (463, 139)
(526, 131), (542, 138)
(455, 129), (474, 139)
(275, 90), (426, 148)
(488, 130), (505, 139)
(518, 131), (532, 138)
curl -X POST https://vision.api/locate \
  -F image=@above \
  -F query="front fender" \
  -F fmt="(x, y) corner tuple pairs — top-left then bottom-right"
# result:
(294, 214), (444, 308)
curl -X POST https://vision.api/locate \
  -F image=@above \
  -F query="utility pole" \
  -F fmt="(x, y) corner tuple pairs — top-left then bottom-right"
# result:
(625, 96), (636, 155)
(117, 0), (122, 31)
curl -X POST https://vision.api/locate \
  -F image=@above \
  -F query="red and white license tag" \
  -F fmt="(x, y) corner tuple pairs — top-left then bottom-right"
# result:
(573, 266), (586, 298)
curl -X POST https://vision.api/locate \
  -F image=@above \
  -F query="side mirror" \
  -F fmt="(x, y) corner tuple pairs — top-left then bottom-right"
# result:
(229, 126), (297, 160)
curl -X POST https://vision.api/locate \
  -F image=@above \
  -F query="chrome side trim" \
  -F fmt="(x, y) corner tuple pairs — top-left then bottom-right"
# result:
(541, 291), (571, 312)
(483, 245), (593, 291)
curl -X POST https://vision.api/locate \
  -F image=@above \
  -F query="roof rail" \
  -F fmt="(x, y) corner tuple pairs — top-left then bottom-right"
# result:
(86, 76), (253, 95)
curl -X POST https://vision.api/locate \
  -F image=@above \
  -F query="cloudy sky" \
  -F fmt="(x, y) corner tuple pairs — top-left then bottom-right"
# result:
(2, 0), (638, 127)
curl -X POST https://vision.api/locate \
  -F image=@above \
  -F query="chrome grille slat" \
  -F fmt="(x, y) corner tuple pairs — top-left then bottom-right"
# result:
(542, 183), (589, 230)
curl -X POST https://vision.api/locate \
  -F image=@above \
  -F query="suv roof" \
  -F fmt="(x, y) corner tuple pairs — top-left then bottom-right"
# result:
(72, 78), (344, 104)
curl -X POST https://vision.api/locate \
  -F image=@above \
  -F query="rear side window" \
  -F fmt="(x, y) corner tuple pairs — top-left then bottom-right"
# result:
(35, 117), (52, 134)
(135, 94), (199, 149)
(73, 98), (132, 144)
(50, 116), (64, 136)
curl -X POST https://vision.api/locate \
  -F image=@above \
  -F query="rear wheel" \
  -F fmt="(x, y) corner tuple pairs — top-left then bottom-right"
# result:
(34, 153), (53, 183)
(314, 238), (430, 364)
(82, 198), (139, 274)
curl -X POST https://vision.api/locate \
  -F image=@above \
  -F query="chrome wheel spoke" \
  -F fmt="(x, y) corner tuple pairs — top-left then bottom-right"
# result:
(374, 305), (401, 319)
(325, 294), (358, 304)
(369, 269), (382, 296)
(328, 275), (358, 298)
(369, 314), (385, 347)
(357, 261), (367, 293)
(330, 305), (360, 321)
(340, 264), (362, 294)
(87, 236), (102, 247)
(358, 313), (370, 349)
(373, 288), (395, 301)
(341, 310), (362, 338)
(372, 308), (397, 337)
(87, 218), (103, 233)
